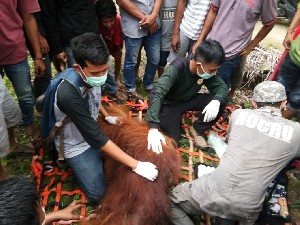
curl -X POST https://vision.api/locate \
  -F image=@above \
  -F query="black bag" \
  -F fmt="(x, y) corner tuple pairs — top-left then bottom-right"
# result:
(257, 162), (296, 225)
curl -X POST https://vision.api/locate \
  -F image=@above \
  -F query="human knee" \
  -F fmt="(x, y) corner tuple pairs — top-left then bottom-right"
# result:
(84, 182), (106, 202)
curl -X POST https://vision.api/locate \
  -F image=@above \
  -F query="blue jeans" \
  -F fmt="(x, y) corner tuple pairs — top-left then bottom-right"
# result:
(123, 29), (161, 92)
(0, 58), (34, 126)
(103, 56), (117, 94)
(277, 54), (300, 111)
(217, 54), (241, 87)
(65, 147), (106, 201)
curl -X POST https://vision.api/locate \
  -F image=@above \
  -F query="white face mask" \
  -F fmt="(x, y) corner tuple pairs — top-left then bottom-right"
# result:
(79, 66), (108, 87)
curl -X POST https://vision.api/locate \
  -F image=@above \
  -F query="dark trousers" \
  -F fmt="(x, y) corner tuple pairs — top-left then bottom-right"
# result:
(215, 217), (238, 225)
(33, 54), (52, 98)
(27, 39), (52, 98)
(158, 94), (226, 143)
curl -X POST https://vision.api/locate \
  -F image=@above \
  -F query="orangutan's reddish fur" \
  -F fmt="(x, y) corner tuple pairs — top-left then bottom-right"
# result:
(86, 105), (181, 225)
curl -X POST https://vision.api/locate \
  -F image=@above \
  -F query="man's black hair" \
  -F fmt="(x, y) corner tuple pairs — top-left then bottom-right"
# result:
(194, 39), (225, 66)
(95, 0), (117, 20)
(71, 33), (109, 68)
(0, 176), (40, 225)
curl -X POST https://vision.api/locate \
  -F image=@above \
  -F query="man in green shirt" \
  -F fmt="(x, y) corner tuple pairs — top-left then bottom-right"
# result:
(147, 39), (228, 153)
(278, 4), (300, 120)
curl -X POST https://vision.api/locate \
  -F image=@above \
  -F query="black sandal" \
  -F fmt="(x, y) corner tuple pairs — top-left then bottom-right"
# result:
(126, 91), (144, 103)
(107, 90), (127, 104)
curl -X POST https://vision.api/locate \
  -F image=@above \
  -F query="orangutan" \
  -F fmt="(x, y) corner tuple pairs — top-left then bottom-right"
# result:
(86, 105), (181, 225)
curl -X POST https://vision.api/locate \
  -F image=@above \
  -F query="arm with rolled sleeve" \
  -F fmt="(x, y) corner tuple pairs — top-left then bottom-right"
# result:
(147, 66), (179, 129)
(203, 75), (229, 105)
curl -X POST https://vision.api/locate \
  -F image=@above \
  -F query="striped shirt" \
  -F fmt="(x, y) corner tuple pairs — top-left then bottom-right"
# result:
(180, 0), (210, 40)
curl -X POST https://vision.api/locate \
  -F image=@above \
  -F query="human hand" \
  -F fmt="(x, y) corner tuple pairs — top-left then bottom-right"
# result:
(55, 52), (68, 71)
(45, 200), (85, 224)
(283, 32), (293, 50)
(171, 33), (180, 52)
(192, 43), (199, 56)
(53, 200), (84, 221)
(147, 129), (166, 154)
(149, 21), (158, 34)
(39, 35), (50, 54)
(105, 116), (122, 125)
(133, 161), (158, 181)
(192, 39), (202, 56)
(139, 14), (156, 29)
(34, 58), (46, 77)
(239, 44), (255, 56)
(202, 100), (220, 122)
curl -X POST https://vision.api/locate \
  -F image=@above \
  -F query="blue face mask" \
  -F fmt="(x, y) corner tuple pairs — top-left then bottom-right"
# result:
(79, 66), (108, 87)
(197, 62), (215, 79)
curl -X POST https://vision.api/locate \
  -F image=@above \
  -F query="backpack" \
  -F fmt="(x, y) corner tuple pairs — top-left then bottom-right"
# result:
(39, 69), (84, 162)
(257, 161), (296, 225)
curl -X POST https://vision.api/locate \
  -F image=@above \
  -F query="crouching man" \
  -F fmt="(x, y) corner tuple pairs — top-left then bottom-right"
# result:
(170, 81), (300, 224)
(147, 39), (228, 153)
(43, 33), (158, 202)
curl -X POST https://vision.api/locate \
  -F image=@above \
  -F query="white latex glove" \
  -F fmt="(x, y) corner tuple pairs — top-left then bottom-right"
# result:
(197, 164), (215, 178)
(147, 129), (166, 154)
(105, 116), (119, 125)
(133, 161), (158, 181)
(202, 100), (220, 122)
(207, 131), (227, 158)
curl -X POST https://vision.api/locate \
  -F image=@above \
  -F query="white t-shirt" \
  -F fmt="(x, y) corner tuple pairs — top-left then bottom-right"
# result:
(180, 0), (210, 40)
